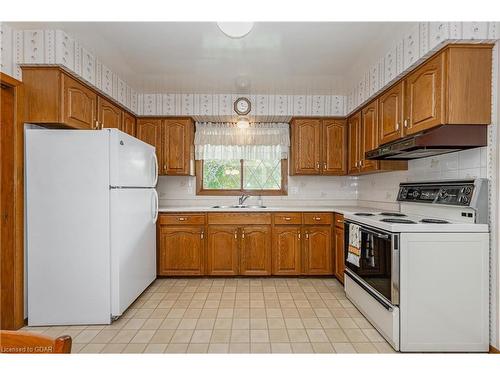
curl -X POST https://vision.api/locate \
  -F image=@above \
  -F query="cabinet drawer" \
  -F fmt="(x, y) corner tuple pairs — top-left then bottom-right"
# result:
(159, 213), (206, 225)
(207, 213), (271, 225)
(303, 213), (333, 225)
(334, 213), (344, 228)
(273, 213), (302, 225)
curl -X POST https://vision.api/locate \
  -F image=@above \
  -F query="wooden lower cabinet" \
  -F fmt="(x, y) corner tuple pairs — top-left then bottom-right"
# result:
(240, 226), (272, 275)
(207, 225), (239, 276)
(334, 214), (345, 283)
(158, 225), (204, 276)
(272, 226), (302, 275)
(303, 226), (333, 275)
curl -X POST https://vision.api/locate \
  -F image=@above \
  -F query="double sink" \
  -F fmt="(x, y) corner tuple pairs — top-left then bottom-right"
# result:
(211, 205), (267, 209)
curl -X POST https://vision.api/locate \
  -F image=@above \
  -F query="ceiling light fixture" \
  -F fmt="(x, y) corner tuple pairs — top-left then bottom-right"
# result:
(236, 117), (250, 129)
(217, 22), (254, 39)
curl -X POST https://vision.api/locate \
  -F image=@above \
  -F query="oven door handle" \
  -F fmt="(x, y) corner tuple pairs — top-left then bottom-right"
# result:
(345, 269), (394, 312)
(359, 227), (390, 240)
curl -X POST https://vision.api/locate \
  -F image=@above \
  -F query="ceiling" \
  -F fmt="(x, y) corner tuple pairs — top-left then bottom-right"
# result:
(8, 22), (415, 95)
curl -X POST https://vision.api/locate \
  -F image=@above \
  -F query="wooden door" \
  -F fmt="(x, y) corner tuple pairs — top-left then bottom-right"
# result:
(240, 225), (271, 275)
(405, 53), (444, 135)
(97, 96), (121, 129)
(347, 112), (361, 174)
(334, 225), (345, 283)
(158, 226), (204, 276)
(161, 118), (193, 176)
(121, 111), (136, 136)
(379, 82), (404, 144)
(136, 119), (162, 168)
(62, 74), (97, 129)
(360, 100), (379, 173)
(272, 226), (302, 275)
(303, 226), (332, 275)
(322, 119), (346, 175)
(207, 225), (239, 276)
(291, 119), (321, 175)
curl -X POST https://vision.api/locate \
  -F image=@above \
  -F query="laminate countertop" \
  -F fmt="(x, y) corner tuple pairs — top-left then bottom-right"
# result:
(158, 205), (384, 215)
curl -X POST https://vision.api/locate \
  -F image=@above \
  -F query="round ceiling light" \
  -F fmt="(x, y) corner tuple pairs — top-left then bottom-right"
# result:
(217, 22), (254, 39)
(236, 118), (250, 129)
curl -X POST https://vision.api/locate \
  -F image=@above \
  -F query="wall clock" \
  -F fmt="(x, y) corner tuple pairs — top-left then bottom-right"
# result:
(234, 97), (251, 116)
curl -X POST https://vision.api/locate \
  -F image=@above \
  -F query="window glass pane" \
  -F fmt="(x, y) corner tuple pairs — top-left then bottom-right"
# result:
(243, 159), (282, 190)
(203, 159), (241, 189)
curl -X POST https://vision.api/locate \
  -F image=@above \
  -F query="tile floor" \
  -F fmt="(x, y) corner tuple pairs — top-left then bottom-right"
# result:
(21, 277), (395, 354)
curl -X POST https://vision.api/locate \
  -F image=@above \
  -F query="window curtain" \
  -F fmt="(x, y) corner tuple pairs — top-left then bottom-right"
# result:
(194, 122), (290, 160)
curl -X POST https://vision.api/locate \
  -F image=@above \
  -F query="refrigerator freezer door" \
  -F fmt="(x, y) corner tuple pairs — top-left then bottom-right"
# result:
(26, 130), (111, 325)
(110, 188), (157, 316)
(109, 129), (158, 188)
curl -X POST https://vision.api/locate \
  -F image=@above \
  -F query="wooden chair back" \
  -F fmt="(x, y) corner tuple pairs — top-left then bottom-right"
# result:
(0, 330), (72, 353)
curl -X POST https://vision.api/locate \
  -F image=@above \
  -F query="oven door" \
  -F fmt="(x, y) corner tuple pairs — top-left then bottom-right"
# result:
(344, 220), (399, 307)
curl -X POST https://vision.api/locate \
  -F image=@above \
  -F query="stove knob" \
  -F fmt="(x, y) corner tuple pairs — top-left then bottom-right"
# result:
(411, 190), (420, 198)
(439, 190), (448, 199)
(459, 196), (469, 204)
(464, 186), (472, 195)
(400, 188), (408, 199)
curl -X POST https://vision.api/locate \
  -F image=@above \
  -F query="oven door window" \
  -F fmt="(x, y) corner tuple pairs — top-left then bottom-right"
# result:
(345, 226), (392, 301)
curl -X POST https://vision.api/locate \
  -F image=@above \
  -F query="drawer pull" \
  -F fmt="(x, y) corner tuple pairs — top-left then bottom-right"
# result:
(234, 230), (237, 239)
(337, 219), (343, 223)
(313, 217), (321, 221)
(305, 232), (309, 239)
(242, 229), (245, 239)
(284, 217), (291, 221)
(298, 232), (301, 239)
(177, 217), (187, 221)
(200, 231), (204, 239)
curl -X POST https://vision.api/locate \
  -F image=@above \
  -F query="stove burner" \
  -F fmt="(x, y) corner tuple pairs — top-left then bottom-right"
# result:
(420, 218), (450, 224)
(380, 218), (417, 224)
(354, 213), (375, 216)
(380, 212), (407, 217)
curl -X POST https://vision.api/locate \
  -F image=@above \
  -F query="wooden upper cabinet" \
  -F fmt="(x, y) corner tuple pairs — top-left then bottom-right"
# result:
(272, 226), (302, 275)
(136, 119), (162, 164)
(207, 225), (239, 276)
(379, 82), (404, 145)
(322, 119), (346, 175)
(347, 111), (361, 174)
(290, 118), (321, 175)
(240, 226), (272, 276)
(303, 226), (332, 275)
(62, 74), (97, 130)
(404, 53), (444, 135)
(97, 96), (121, 130)
(121, 111), (136, 136)
(158, 225), (204, 276)
(360, 99), (379, 173)
(161, 118), (194, 176)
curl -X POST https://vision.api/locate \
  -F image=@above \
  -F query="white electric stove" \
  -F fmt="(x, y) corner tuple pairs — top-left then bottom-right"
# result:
(344, 179), (490, 352)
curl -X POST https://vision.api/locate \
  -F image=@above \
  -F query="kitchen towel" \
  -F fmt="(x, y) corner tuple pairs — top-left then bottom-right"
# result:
(347, 223), (361, 267)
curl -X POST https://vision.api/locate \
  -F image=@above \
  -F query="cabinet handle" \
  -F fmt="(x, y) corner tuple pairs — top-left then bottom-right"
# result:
(359, 160), (363, 167)
(298, 232), (301, 239)
(354, 161), (358, 167)
(337, 219), (343, 223)
(396, 122), (400, 130)
(242, 229), (245, 239)
(163, 164), (167, 171)
(177, 217), (187, 221)
(316, 162), (320, 169)
(95, 120), (99, 129)
(404, 119), (408, 128)
(234, 230), (238, 239)
(305, 232), (309, 239)
(313, 217), (321, 221)
(284, 217), (291, 221)
(200, 231), (204, 239)
(323, 162), (327, 169)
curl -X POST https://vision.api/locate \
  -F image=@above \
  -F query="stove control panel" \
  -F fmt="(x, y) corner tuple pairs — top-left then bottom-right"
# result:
(398, 182), (475, 206)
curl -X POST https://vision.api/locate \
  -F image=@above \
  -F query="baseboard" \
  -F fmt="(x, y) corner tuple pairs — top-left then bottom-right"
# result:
(490, 345), (500, 353)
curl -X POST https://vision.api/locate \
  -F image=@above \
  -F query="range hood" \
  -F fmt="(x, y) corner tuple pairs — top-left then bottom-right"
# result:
(366, 125), (488, 160)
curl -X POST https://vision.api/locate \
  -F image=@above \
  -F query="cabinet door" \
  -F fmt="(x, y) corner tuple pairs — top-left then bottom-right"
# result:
(121, 111), (136, 136)
(291, 119), (321, 175)
(240, 225), (271, 276)
(304, 226), (332, 275)
(207, 225), (239, 276)
(136, 119), (162, 168)
(162, 118), (193, 176)
(97, 96), (121, 129)
(347, 112), (361, 174)
(334, 225), (345, 283)
(272, 226), (302, 275)
(379, 82), (404, 145)
(158, 226), (204, 276)
(405, 53), (444, 135)
(62, 74), (97, 129)
(322, 119), (346, 175)
(360, 100), (379, 173)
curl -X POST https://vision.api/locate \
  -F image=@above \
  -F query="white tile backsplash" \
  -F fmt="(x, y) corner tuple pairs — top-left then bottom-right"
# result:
(358, 147), (489, 204)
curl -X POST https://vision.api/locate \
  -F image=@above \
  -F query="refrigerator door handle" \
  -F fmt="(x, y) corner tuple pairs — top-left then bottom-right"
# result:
(152, 152), (159, 187)
(152, 189), (159, 224)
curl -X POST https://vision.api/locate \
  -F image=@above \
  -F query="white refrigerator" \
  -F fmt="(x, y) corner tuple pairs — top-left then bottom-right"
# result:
(26, 128), (158, 325)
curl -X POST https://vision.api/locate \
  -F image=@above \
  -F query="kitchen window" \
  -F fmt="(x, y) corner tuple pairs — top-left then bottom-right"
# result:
(194, 122), (290, 196)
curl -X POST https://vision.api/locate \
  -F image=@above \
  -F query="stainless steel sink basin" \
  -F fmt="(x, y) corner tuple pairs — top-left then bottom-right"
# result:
(211, 205), (267, 209)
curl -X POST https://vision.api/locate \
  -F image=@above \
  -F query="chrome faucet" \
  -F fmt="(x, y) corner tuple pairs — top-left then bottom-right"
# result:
(238, 195), (250, 206)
